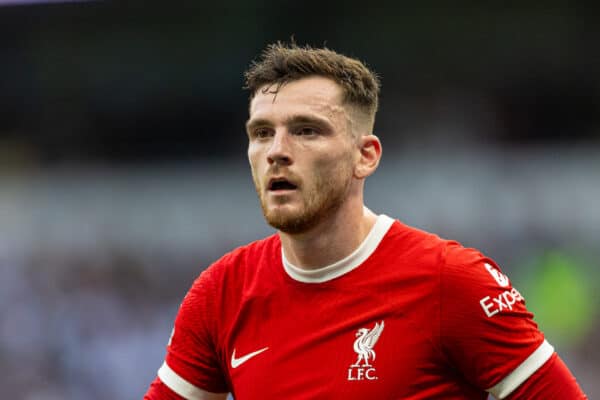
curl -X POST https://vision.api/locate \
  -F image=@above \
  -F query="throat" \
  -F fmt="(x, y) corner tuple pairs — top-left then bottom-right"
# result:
(280, 209), (378, 270)
(280, 213), (393, 283)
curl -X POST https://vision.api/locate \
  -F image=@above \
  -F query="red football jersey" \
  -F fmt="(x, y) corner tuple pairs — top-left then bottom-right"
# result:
(153, 215), (554, 399)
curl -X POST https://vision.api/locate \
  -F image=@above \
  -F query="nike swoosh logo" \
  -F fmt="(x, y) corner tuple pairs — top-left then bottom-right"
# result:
(231, 347), (269, 368)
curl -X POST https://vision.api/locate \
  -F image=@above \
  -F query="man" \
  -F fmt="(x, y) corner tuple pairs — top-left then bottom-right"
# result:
(144, 43), (587, 399)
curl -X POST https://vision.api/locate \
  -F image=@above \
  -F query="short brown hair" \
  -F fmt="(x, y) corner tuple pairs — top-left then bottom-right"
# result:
(244, 42), (381, 130)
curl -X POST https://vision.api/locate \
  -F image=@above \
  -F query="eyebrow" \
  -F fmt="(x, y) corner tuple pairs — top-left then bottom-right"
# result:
(245, 118), (271, 133)
(246, 114), (332, 133)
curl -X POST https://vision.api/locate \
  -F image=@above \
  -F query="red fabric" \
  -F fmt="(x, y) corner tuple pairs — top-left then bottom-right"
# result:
(143, 217), (584, 399)
(164, 265), (230, 394)
(144, 377), (185, 400)
(440, 243), (544, 390)
(505, 353), (587, 399)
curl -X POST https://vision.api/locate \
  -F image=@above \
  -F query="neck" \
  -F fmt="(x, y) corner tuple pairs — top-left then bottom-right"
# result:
(279, 202), (378, 270)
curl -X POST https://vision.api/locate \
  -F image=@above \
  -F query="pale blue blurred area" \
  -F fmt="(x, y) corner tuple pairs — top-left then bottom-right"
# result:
(0, 2), (599, 399)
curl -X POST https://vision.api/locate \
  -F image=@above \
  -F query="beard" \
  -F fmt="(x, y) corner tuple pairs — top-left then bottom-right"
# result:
(253, 160), (353, 234)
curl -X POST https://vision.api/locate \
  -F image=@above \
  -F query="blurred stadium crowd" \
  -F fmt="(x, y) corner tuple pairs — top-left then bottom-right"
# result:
(0, 2), (599, 399)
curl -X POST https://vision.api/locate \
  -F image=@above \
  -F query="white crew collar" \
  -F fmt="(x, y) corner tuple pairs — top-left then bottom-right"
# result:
(281, 214), (395, 283)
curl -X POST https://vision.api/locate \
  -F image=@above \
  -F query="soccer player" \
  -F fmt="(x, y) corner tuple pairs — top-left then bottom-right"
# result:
(144, 43), (587, 399)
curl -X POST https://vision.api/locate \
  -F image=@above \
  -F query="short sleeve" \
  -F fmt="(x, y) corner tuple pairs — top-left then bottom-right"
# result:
(440, 242), (552, 398)
(159, 267), (229, 396)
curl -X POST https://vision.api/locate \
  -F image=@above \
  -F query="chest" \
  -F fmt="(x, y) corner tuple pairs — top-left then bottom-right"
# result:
(221, 281), (449, 399)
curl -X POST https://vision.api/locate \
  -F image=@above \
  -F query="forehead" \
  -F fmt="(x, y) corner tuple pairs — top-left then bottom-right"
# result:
(248, 76), (346, 123)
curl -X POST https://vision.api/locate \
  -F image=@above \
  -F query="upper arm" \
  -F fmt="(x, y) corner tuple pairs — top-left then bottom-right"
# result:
(198, 391), (229, 400)
(145, 268), (230, 398)
(440, 244), (550, 397)
(144, 376), (229, 400)
(504, 353), (587, 399)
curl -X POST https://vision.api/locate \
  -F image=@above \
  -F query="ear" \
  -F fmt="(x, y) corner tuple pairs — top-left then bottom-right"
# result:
(354, 134), (382, 179)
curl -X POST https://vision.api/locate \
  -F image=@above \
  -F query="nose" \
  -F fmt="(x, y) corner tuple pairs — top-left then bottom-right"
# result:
(267, 129), (292, 166)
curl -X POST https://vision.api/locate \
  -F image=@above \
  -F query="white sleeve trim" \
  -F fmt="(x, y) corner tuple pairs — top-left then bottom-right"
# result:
(487, 339), (555, 399)
(158, 361), (210, 400)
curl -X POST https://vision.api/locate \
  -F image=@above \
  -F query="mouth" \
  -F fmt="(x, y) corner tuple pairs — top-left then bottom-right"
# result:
(268, 177), (298, 192)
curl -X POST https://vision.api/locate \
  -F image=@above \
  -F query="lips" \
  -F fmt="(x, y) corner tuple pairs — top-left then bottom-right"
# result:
(268, 177), (298, 191)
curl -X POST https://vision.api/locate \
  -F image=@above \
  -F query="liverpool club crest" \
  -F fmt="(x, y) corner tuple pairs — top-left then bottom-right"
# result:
(347, 321), (384, 381)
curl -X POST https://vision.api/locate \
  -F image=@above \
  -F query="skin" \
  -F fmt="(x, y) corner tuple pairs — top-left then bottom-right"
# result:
(246, 76), (382, 269)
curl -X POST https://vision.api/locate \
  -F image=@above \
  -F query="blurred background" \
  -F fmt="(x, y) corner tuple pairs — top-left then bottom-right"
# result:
(0, 1), (598, 399)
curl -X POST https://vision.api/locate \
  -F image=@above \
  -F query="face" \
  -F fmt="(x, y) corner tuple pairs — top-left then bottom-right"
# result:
(246, 76), (359, 234)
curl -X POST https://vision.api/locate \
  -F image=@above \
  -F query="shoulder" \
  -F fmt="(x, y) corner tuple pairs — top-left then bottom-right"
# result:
(437, 239), (529, 326)
(441, 240), (510, 289)
(380, 218), (455, 269)
(201, 233), (280, 277)
(178, 233), (281, 325)
(385, 219), (501, 280)
(379, 217), (508, 288)
(215, 234), (280, 268)
(191, 233), (281, 291)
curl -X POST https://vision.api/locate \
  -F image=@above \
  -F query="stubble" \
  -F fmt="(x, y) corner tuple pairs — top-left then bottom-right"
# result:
(253, 158), (354, 234)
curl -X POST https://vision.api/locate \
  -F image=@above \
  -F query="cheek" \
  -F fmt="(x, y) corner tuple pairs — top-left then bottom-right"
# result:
(319, 145), (354, 170)
(247, 143), (255, 160)
(247, 145), (262, 168)
(247, 151), (262, 185)
(311, 152), (353, 185)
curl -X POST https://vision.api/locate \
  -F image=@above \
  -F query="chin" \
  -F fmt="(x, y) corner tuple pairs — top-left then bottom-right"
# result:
(264, 207), (317, 234)
(259, 178), (350, 234)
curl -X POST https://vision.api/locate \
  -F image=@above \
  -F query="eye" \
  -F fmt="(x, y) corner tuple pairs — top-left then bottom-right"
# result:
(252, 128), (272, 139)
(295, 126), (319, 136)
